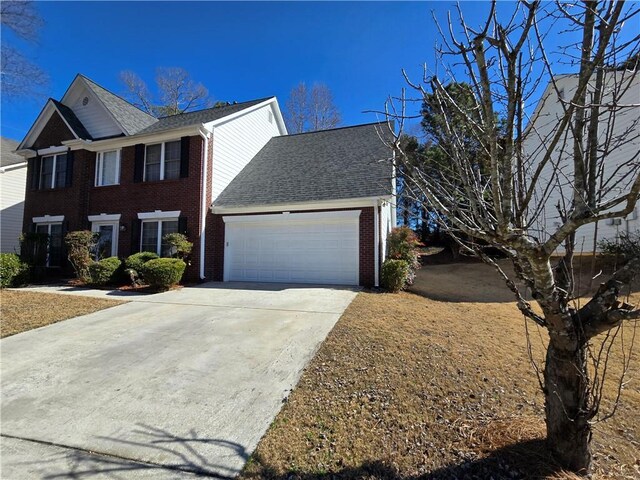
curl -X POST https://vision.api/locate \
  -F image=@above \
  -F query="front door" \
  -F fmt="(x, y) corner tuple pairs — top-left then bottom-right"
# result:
(92, 222), (118, 259)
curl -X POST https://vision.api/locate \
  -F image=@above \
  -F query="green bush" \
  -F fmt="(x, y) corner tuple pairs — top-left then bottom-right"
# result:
(163, 233), (193, 260)
(88, 257), (121, 286)
(65, 230), (97, 282)
(0, 253), (30, 288)
(381, 259), (410, 293)
(598, 230), (640, 265)
(141, 258), (186, 290)
(125, 251), (159, 273)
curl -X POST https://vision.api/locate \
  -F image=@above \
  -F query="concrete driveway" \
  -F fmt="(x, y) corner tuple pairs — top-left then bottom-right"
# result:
(1, 282), (357, 479)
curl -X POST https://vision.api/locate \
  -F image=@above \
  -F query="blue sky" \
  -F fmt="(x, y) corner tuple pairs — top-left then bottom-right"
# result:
(1, 1), (489, 141)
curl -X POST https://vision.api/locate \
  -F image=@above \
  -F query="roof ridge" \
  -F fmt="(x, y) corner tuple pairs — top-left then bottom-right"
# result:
(278, 121), (388, 138)
(156, 96), (275, 119)
(78, 74), (158, 120)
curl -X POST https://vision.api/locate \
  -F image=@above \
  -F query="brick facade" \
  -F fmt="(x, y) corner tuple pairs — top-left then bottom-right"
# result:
(208, 206), (377, 287)
(23, 115), (206, 281)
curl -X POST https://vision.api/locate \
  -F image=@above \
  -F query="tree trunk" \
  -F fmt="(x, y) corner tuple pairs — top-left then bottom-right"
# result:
(544, 334), (592, 474)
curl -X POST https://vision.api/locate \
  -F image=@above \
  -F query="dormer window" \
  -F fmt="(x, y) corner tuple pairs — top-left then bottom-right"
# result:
(144, 140), (181, 182)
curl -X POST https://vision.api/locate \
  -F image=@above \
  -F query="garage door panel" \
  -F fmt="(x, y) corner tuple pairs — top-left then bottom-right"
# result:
(225, 213), (360, 286)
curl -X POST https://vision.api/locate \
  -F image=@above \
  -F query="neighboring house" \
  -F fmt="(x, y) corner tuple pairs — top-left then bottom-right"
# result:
(524, 71), (640, 253)
(15, 74), (395, 286)
(1, 137), (27, 253)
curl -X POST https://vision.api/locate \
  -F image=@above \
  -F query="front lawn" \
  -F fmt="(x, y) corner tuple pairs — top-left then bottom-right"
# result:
(243, 286), (639, 479)
(0, 290), (126, 338)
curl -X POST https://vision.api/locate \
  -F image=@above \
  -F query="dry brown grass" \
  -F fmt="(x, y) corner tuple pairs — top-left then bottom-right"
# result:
(0, 290), (125, 338)
(243, 264), (640, 479)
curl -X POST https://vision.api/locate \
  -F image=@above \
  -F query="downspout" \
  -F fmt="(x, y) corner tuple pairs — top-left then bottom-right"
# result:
(198, 129), (210, 281)
(374, 199), (380, 287)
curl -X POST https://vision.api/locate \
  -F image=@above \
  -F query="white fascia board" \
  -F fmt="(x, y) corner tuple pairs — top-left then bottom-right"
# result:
(88, 213), (122, 222)
(223, 210), (361, 224)
(0, 162), (27, 173)
(212, 195), (392, 215)
(270, 98), (288, 135)
(208, 98), (277, 128)
(72, 125), (202, 152)
(137, 210), (181, 220)
(37, 145), (69, 156)
(33, 215), (65, 223)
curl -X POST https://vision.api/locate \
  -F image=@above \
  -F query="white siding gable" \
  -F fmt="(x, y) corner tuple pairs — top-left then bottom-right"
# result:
(1, 164), (27, 253)
(211, 103), (282, 200)
(66, 84), (122, 139)
(524, 73), (640, 253)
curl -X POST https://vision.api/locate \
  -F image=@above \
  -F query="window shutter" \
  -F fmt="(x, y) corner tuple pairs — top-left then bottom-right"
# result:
(65, 150), (74, 187)
(61, 221), (70, 268)
(180, 136), (190, 178)
(29, 156), (42, 190)
(178, 217), (188, 236)
(133, 144), (145, 183)
(131, 219), (141, 253)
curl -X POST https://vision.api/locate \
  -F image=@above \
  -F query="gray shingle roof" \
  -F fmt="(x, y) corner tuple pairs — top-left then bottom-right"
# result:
(214, 123), (394, 208)
(51, 100), (92, 140)
(80, 75), (157, 136)
(134, 97), (273, 136)
(1, 137), (24, 167)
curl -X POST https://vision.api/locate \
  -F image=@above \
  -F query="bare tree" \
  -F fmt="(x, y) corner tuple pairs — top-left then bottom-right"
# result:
(383, 0), (640, 474)
(285, 82), (341, 133)
(120, 68), (213, 117)
(0, 0), (48, 100)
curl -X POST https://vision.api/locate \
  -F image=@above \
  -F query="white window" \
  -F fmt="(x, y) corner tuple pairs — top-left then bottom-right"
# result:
(95, 150), (121, 186)
(35, 222), (63, 266)
(144, 140), (181, 182)
(141, 219), (179, 256)
(40, 153), (68, 189)
(91, 222), (119, 259)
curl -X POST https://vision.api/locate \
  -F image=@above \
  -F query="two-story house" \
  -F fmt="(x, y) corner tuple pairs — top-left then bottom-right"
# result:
(15, 74), (395, 286)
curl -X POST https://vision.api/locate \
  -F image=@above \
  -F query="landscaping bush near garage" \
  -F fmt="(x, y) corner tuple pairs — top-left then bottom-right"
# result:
(88, 257), (121, 286)
(0, 253), (30, 288)
(140, 258), (186, 291)
(387, 226), (422, 285)
(381, 259), (410, 292)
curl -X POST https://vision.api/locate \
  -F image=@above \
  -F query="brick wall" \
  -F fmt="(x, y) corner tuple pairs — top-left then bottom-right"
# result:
(208, 206), (376, 287)
(23, 115), (206, 281)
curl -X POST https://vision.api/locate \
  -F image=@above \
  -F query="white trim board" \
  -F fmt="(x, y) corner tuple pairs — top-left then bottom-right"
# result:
(88, 213), (121, 222)
(33, 215), (65, 223)
(137, 210), (181, 220)
(223, 210), (361, 225)
(212, 196), (392, 214)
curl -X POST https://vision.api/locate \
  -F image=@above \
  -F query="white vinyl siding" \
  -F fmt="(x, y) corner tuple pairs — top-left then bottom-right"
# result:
(524, 73), (640, 253)
(69, 86), (122, 138)
(0, 164), (27, 253)
(95, 150), (120, 186)
(212, 104), (282, 200)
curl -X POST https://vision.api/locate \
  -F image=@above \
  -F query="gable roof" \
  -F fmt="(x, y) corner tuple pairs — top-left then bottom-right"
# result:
(51, 100), (92, 140)
(78, 75), (158, 136)
(213, 123), (394, 208)
(1, 137), (24, 167)
(134, 97), (274, 136)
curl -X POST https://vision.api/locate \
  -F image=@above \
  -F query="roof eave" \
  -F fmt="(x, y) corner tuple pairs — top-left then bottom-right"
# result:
(211, 195), (393, 215)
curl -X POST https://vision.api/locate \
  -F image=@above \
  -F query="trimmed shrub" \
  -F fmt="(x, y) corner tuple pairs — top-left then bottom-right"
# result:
(88, 257), (121, 286)
(163, 233), (193, 261)
(381, 259), (410, 293)
(387, 226), (422, 285)
(65, 230), (97, 282)
(141, 258), (186, 290)
(125, 252), (159, 273)
(0, 253), (30, 288)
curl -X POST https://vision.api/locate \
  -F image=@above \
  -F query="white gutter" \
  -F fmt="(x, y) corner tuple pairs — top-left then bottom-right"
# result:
(198, 128), (211, 280)
(211, 195), (393, 215)
(374, 198), (380, 287)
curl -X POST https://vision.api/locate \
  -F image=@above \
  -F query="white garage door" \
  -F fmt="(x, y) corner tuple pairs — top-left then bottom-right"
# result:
(224, 211), (360, 285)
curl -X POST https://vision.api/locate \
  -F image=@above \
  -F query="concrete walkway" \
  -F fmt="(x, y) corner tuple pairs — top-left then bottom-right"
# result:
(1, 282), (358, 479)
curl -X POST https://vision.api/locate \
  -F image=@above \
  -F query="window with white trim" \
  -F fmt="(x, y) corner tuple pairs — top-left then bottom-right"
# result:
(40, 153), (68, 189)
(144, 140), (180, 182)
(36, 222), (63, 266)
(95, 150), (120, 186)
(91, 222), (119, 259)
(141, 219), (179, 256)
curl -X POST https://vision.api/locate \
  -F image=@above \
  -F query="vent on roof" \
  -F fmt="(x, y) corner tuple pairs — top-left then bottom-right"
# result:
(82, 96), (89, 106)
(268, 110), (273, 124)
